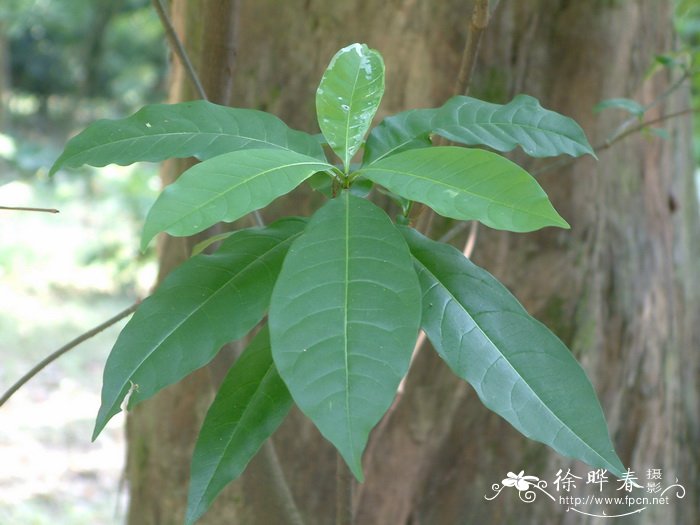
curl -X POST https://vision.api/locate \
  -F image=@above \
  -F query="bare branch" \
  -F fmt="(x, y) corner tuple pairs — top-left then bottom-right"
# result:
(419, 0), (492, 240)
(535, 106), (698, 176)
(0, 301), (140, 409)
(261, 439), (307, 525)
(0, 206), (59, 213)
(453, 0), (490, 97)
(151, 0), (208, 101)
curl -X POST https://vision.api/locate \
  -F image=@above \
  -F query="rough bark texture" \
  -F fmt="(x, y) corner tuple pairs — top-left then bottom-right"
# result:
(126, 1), (699, 524)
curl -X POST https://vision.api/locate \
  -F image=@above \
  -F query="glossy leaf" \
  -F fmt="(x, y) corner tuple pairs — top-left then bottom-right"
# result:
(140, 149), (333, 250)
(316, 43), (385, 171)
(186, 327), (292, 525)
(93, 218), (306, 439)
(50, 100), (326, 175)
(269, 192), (421, 480)
(364, 94), (595, 164)
(359, 146), (569, 232)
(402, 227), (625, 477)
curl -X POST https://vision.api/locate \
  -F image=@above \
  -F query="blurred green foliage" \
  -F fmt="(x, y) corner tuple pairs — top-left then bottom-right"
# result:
(0, 0), (164, 291)
(1, 0), (166, 107)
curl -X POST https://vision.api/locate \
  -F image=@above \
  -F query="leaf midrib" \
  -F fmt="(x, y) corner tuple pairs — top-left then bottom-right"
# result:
(360, 164), (563, 225)
(366, 105), (589, 165)
(196, 362), (281, 515)
(106, 232), (300, 419)
(156, 159), (331, 235)
(341, 194), (356, 468)
(412, 254), (614, 470)
(62, 131), (309, 166)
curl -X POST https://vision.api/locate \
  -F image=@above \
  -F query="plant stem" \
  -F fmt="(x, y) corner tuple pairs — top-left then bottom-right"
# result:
(534, 106), (699, 176)
(452, 0), (490, 97)
(336, 453), (353, 525)
(151, 0), (208, 101)
(261, 439), (306, 525)
(0, 206), (59, 213)
(419, 0), (492, 239)
(0, 301), (140, 409)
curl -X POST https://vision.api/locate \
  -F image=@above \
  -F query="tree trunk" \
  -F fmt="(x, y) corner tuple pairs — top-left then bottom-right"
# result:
(126, 1), (699, 524)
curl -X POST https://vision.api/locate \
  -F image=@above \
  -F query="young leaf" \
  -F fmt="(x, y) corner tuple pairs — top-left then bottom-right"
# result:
(50, 100), (326, 175)
(358, 146), (569, 232)
(402, 227), (626, 478)
(269, 192), (421, 480)
(140, 149), (333, 250)
(593, 98), (645, 118)
(364, 94), (595, 164)
(186, 326), (292, 525)
(93, 218), (306, 439)
(316, 43), (385, 171)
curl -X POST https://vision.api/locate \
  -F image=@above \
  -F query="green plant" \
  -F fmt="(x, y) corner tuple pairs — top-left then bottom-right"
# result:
(51, 43), (625, 524)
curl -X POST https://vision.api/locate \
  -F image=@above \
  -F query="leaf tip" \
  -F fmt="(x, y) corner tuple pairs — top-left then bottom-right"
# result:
(140, 228), (155, 253)
(349, 461), (365, 483)
(184, 505), (204, 525)
(557, 216), (571, 230)
(91, 418), (106, 442)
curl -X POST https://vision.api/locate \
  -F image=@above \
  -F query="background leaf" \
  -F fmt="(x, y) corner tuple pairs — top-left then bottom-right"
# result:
(140, 149), (332, 250)
(402, 227), (625, 477)
(186, 326), (292, 525)
(316, 43), (385, 171)
(359, 146), (569, 232)
(593, 98), (646, 118)
(93, 218), (305, 438)
(50, 100), (326, 175)
(269, 192), (421, 480)
(364, 94), (595, 164)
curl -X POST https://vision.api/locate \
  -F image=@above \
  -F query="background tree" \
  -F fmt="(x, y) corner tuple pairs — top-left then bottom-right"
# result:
(126, 1), (699, 524)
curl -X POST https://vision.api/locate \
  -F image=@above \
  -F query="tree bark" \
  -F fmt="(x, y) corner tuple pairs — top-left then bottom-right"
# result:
(126, 1), (699, 524)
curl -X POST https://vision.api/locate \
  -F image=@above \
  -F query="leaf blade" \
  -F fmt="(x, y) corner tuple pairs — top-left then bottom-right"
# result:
(50, 100), (326, 175)
(593, 98), (646, 118)
(402, 227), (625, 477)
(140, 149), (333, 250)
(359, 146), (569, 232)
(93, 218), (306, 439)
(269, 193), (421, 480)
(185, 326), (292, 525)
(364, 94), (594, 164)
(316, 43), (385, 170)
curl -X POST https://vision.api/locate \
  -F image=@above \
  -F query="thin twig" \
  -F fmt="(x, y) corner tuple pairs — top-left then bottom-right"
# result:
(462, 219), (479, 259)
(396, 0), (495, 425)
(0, 301), (140, 409)
(419, 0), (491, 238)
(604, 68), (691, 147)
(0, 206), (59, 213)
(252, 209), (265, 227)
(261, 440), (306, 525)
(595, 107), (697, 152)
(438, 221), (468, 243)
(151, 0), (208, 101)
(452, 0), (490, 97)
(534, 106), (698, 176)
